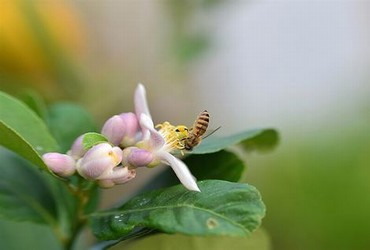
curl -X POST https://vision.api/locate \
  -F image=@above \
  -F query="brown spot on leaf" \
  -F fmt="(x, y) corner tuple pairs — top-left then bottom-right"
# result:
(206, 218), (219, 229)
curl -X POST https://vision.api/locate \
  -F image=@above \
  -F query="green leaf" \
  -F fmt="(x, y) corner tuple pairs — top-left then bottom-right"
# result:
(20, 90), (48, 120)
(89, 180), (265, 240)
(0, 91), (59, 169)
(192, 128), (279, 154)
(240, 129), (279, 152)
(184, 150), (245, 182)
(0, 149), (58, 225)
(129, 150), (246, 198)
(82, 132), (108, 150)
(47, 103), (96, 152)
(0, 220), (61, 250)
(45, 177), (80, 242)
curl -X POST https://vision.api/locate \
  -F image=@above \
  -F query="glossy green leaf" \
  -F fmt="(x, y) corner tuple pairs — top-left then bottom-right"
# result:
(137, 150), (246, 194)
(0, 91), (59, 169)
(47, 103), (96, 152)
(89, 180), (265, 240)
(82, 132), (108, 150)
(240, 129), (279, 152)
(0, 149), (58, 225)
(184, 150), (245, 182)
(192, 128), (279, 154)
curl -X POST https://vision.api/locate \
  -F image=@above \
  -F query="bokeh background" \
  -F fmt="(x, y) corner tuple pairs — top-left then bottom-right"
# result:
(1, 1), (370, 249)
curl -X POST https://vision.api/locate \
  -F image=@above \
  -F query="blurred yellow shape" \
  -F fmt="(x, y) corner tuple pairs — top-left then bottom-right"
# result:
(0, 0), (84, 75)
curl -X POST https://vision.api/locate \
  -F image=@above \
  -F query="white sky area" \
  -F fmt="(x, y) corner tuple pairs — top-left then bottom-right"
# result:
(191, 1), (370, 136)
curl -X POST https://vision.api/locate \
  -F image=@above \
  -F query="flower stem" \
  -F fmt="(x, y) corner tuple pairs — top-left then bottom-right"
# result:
(62, 180), (95, 250)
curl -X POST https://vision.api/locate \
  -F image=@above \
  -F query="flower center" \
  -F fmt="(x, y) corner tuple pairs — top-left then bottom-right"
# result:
(156, 122), (188, 152)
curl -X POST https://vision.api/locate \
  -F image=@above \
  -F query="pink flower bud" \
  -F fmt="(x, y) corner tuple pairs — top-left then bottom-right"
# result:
(76, 143), (122, 180)
(119, 112), (139, 147)
(101, 112), (139, 147)
(101, 115), (126, 146)
(42, 153), (76, 177)
(122, 147), (154, 168)
(97, 166), (136, 188)
(68, 135), (87, 159)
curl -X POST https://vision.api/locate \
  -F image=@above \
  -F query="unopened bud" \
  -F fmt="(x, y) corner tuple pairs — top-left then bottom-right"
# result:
(101, 115), (126, 146)
(122, 147), (154, 168)
(42, 153), (76, 177)
(76, 143), (122, 180)
(119, 112), (139, 147)
(68, 135), (87, 159)
(97, 166), (136, 188)
(101, 112), (139, 147)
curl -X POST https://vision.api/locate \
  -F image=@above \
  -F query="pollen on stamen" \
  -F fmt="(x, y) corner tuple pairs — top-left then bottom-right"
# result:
(167, 134), (180, 149)
(156, 121), (185, 152)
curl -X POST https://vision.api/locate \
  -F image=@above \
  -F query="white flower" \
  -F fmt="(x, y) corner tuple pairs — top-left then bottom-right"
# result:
(42, 83), (199, 191)
(123, 84), (200, 192)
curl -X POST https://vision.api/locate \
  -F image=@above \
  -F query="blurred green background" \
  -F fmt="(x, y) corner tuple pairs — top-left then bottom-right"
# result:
(1, 0), (370, 249)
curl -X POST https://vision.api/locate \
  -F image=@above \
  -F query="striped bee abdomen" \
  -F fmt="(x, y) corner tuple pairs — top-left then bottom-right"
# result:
(184, 110), (210, 151)
(193, 110), (209, 136)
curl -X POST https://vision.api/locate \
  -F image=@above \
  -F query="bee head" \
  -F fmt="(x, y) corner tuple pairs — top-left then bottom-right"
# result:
(174, 125), (189, 140)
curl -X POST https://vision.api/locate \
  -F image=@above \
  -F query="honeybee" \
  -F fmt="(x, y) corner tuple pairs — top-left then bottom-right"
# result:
(184, 110), (210, 151)
(176, 110), (210, 151)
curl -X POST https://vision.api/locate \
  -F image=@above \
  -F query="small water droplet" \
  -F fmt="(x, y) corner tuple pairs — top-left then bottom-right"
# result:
(114, 215), (120, 219)
(36, 146), (43, 151)
(138, 198), (149, 206)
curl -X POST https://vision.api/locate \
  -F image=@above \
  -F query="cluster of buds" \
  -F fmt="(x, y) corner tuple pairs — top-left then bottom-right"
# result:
(42, 84), (200, 191)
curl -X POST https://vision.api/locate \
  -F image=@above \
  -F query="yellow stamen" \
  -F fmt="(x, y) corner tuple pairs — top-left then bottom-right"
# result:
(156, 121), (189, 152)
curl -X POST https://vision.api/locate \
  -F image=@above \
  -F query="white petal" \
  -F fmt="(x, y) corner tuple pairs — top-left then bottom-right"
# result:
(139, 114), (165, 149)
(98, 165), (128, 180)
(97, 168), (136, 188)
(139, 113), (153, 140)
(135, 83), (152, 120)
(140, 113), (154, 130)
(158, 151), (200, 192)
